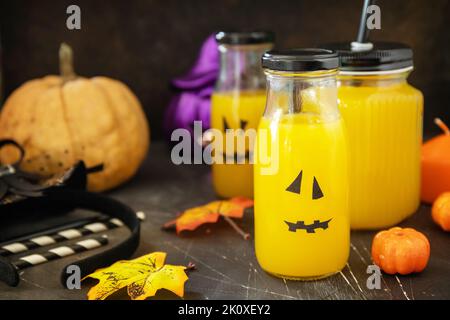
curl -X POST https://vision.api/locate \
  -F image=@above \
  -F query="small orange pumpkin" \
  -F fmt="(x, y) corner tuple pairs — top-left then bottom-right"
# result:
(432, 192), (450, 231)
(421, 118), (450, 203)
(0, 43), (150, 191)
(371, 227), (430, 275)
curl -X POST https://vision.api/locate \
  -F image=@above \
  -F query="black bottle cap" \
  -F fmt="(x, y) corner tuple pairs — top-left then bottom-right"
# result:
(215, 31), (275, 45)
(262, 48), (339, 72)
(322, 42), (413, 72)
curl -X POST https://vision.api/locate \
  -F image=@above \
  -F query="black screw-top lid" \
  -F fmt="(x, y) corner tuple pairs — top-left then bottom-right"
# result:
(322, 42), (413, 72)
(215, 31), (275, 45)
(262, 48), (339, 72)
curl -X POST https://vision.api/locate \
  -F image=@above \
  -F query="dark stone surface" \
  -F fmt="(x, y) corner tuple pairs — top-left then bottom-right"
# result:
(0, 142), (448, 300)
(1, 0), (449, 139)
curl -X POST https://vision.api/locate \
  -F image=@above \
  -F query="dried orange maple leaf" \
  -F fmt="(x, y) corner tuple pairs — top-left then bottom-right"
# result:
(83, 252), (189, 300)
(163, 197), (253, 234)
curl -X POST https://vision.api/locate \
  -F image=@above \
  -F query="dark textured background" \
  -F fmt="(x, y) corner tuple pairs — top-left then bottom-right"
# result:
(1, 0), (449, 139)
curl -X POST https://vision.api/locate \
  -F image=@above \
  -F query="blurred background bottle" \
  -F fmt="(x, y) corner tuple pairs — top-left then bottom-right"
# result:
(211, 31), (274, 198)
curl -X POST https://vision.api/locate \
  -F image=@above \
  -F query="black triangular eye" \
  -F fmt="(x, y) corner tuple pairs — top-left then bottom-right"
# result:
(223, 118), (230, 131)
(312, 177), (324, 199)
(286, 171), (302, 194)
(240, 120), (248, 130)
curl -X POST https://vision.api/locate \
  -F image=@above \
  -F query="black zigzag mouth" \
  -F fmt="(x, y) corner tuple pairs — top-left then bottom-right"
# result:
(284, 218), (332, 234)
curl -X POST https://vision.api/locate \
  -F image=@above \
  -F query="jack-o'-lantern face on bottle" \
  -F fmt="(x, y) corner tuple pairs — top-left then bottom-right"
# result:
(283, 170), (333, 234)
(219, 116), (253, 163)
(210, 93), (266, 165)
(210, 91), (266, 199)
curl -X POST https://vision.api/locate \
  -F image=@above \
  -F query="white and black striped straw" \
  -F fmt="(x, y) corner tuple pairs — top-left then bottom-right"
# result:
(12, 236), (109, 270)
(0, 211), (145, 257)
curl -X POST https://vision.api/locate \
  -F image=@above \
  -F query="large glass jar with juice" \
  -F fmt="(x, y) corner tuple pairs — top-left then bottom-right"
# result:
(211, 31), (274, 198)
(254, 49), (350, 280)
(325, 43), (423, 229)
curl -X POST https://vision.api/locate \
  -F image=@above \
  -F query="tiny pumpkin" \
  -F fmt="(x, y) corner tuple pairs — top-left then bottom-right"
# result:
(371, 227), (430, 275)
(432, 192), (450, 231)
(0, 43), (150, 191)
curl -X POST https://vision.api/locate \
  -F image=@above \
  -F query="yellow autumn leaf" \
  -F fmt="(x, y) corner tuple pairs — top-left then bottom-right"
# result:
(83, 252), (189, 300)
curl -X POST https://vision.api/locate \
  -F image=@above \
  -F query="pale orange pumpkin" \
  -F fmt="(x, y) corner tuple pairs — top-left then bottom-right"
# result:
(432, 192), (450, 231)
(0, 43), (150, 191)
(371, 227), (430, 275)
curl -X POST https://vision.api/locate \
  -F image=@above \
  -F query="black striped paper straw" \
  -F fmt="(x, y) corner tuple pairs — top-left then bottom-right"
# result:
(12, 236), (109, 270)
(0, 211), (146, 257)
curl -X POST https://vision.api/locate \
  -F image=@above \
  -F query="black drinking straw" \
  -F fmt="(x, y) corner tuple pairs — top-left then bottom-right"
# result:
(356, 0), (376, 44)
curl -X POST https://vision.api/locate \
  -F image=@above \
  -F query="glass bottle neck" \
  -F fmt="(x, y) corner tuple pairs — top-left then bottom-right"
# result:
(264, 70), (340, 122)
(216, 43), (273, 92)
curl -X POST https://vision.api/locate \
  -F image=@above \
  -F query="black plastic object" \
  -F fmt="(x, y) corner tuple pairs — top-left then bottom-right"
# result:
(262, 48), (339, 72)
(0, 256), (19, 286)
(322, 42), (413, 72)
(0, 139), (140, 288)
(215, 31), (275, 45)
(0, 160), (101, 205)
(0, 161), (101, 243)
(0, 138), (99, 204)
(0, 189), (140, 287)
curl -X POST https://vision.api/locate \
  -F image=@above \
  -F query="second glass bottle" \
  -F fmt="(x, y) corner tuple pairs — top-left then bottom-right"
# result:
(211, 31), (274, 198)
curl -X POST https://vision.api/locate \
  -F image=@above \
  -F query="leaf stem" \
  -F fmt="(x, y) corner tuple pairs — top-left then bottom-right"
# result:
(161, 219), (176, 231)
(223, 216), (250, 240)
(185, 262), (196, 272)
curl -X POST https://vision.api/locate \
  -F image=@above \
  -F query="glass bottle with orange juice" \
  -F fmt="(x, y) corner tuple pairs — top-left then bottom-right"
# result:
(325, 42), (424, 229)
(211, 31), (274, 198)
(254, 49), (350, 280)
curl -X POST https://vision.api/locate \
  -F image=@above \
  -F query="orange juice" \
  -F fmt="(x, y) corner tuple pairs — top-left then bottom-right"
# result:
(323, 42), (423, 229)
(338, 78), (423, 229)
(211, 91), (266, 198)
(211, 31), (273, 198)
(254, 114), (349, 279)
(255, 49), (349, 280)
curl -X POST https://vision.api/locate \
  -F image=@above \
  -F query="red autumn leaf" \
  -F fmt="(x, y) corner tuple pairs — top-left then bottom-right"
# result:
(163, 197), (253, 234)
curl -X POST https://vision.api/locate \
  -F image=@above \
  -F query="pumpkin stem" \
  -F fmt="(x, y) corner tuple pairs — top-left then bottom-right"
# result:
(434, 118), (450, 135)
(59, 43), (77, 83)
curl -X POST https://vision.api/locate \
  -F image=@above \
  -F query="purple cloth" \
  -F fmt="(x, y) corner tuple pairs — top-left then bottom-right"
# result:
(164, 35), (219, 138)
